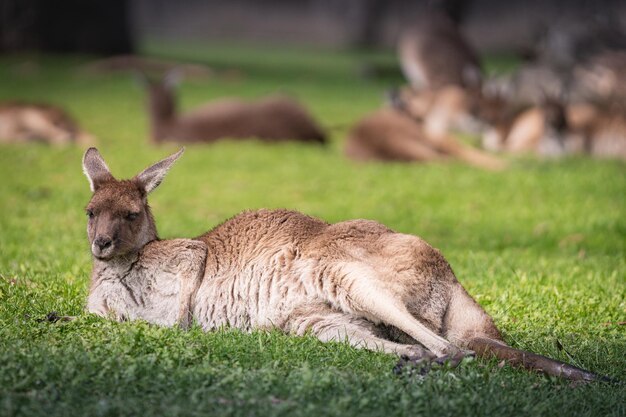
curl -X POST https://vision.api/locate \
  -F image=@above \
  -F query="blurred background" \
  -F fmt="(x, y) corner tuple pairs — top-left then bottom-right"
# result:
(1, 0), (625, 54)
(3, 0), (626, 156)
(1, 4), (625, 415)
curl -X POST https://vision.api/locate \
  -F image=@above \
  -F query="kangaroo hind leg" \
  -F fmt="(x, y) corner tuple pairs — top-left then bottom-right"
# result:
(285, 302), (434, 359)
(443, 283), (504, 348)
(333, 262), (463, 357)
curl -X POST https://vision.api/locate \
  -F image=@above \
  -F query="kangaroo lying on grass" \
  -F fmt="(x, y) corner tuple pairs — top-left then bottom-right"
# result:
(82, 147), (607, 381)
(344, 107), (506, 171)
(0, 102), (94, 145)
(393, 86), (570, 158)
(565, 102), (626, 161)
(142, 73), (326, 144)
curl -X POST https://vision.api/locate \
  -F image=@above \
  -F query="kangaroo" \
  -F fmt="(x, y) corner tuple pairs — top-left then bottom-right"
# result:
(393, 85), (569, 158)
(390, 85), (487, 137)
(82, 147), (607, 381)
(573, 50), (626, 103)
(344, 108), (444, 163)
(344, 107), (506, 171)
(482, 65), (567, 108)
(142, 73), (326, 145)
(481, 99), (569, 157)
(398, 11), (482, 91)
(565, 102), (626, 160)
(0, 102), (95, 145)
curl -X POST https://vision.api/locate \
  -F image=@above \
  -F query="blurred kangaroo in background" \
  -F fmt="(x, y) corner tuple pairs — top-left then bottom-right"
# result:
(480, 51), (626, 110)
(565, 101), (626, 160)
(481, 98), (569, 157)
(390, 85), (486, 137)
(82, 147), (607, 382)
(141, 72), (326, 144)
(572, 51), (626, 103)
(393, 85), (571, 158)
(476, 92), (626, 160)
(344, 106), (505, 171)
(398, 11), (482, 91)
(0, 102), (95, 145)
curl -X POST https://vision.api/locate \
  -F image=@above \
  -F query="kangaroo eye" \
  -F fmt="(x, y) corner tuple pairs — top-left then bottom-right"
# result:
(126, 212), (139, 221)
(86, 210), (94, 219)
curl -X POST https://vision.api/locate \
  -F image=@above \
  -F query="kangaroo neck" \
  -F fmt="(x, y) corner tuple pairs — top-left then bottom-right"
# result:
(91, 251), (140, 275)
(148, 92), (178, 142)
(149, 113), (176, 143)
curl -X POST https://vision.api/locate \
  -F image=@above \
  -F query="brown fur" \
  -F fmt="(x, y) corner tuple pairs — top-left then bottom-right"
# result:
(481, 97), (626, 160)
(395, 86), (572, 157)
(566, 102), (626, 160)
(398, 12), (482, 91)
(345, 108), (506, 171)
(487, 101), (568, 157)
(345, 109), (445, 162)
(143, 76), (326, 144)
(0, 101), (95, 145)
(81, 148), (606, 381)
(397, 51), (626, 161)
(396, 86), (475, 131)
(573, 50), (626, 103)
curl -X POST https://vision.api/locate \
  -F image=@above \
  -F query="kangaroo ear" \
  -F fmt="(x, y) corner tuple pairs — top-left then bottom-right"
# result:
(82, 147), (114, 192)
(136, 148), (185, 194)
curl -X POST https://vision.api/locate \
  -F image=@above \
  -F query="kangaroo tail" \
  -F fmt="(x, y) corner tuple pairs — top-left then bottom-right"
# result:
(445, 284), (615, 382)
(467, 337), (615, 382)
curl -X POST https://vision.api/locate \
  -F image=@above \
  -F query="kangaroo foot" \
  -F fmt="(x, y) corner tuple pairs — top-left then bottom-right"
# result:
(432, 349), (474, 367)
(393, 348), (474, 375)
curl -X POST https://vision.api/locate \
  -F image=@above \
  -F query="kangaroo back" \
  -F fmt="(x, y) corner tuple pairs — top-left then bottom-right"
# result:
(345, 109), (444, 162)
(143, 74), (326, 144)
(346, 108), (505, 170)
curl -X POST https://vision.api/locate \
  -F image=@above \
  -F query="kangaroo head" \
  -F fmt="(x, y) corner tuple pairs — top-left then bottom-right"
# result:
(82, 147), (184, 260)
(141, 71), (182, 122)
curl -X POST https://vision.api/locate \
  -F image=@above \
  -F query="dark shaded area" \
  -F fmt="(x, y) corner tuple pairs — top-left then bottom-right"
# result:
(0, 0), (134, 54)
(35, 311), (75, 323)
(133, 0), (626, 53)
(1, 0), (625, 54)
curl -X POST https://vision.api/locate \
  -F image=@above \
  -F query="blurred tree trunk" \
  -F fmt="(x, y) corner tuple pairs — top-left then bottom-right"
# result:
(0, 0), (134, 54)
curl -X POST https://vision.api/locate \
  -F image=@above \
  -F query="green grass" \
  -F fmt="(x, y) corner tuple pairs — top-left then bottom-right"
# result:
(0, 44), (624, 417)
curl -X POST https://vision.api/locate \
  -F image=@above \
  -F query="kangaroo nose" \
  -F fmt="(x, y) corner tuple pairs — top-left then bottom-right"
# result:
(94, 236), (112, 251)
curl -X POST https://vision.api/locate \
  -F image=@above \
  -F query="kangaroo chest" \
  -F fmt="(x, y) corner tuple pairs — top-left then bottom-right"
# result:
(88, 260), (183, 326)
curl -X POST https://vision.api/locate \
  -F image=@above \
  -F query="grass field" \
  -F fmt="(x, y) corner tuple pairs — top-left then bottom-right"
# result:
(0, 43), (624, 417)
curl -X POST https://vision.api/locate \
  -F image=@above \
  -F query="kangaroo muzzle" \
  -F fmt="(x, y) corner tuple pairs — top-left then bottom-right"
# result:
(92, 234), (115, 259)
